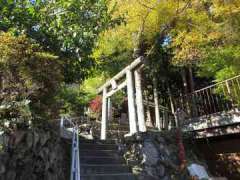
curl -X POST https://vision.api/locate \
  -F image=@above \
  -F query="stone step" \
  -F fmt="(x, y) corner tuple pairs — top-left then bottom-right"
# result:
(81, 164), (131, 175)
(107, 124), (130, 131)
(80, 150), (119, 157)
(78, 139), (135, 180)
(95, 129), (129, 134)
(80, 156), (125, 164)
(108, 123), (129, 126)
(81, 173), (136, 180)
(79, 139), (117, 144)
(79, 143), (118, 151)
(94, 130), (129, 139)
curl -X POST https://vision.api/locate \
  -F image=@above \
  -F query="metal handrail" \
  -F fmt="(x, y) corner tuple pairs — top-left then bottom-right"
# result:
(173, 74), (240, 120)
(70, 126), (80, 180)
(182, 74), (240, 96)
(60, 117), (80, 180)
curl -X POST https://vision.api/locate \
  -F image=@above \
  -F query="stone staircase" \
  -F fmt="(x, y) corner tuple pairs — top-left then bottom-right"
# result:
(79, 139), (136, 180)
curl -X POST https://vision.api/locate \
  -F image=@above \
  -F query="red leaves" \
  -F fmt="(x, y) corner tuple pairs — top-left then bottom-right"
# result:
(89, 96), (102, 113)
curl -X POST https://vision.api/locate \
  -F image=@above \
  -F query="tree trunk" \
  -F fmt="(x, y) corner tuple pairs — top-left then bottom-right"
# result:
(153, 77), (161, 130)
(188, 65), (195, 92)
(181, 68), (188, 94)
(181, 68), (191, 114)
(0, 72), (3, 91)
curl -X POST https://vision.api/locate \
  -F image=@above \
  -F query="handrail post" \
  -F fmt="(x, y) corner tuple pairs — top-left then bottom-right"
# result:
(101, 87), (108, 140)
(66, 118), (80, 180)
(225, 80), (236, 110)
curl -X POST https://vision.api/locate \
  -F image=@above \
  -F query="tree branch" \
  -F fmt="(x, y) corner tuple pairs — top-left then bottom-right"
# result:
(136, 0), (157, 10)
(146, 0), (192, 58)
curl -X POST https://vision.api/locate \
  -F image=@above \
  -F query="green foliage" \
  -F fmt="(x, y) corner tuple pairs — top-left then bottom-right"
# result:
(111, 91), (126, 107)
(0, 32), (63, 125)
(1, 0), (240, 121)
(194, 0), (240, 83)
(0, 0), (121, 83)
(198, 45), (240, 82)
(93, 0), (240, 89)
(57, 85), (85, 116)
(80, 73), (106, 102)
(56, 73), (106, 117)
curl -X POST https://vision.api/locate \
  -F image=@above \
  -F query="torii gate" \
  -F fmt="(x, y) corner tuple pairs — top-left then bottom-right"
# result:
(98, 57), (162, 140)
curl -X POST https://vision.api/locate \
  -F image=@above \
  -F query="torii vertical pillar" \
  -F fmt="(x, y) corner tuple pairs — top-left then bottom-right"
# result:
(126, 69), (138, 134)
(153, 78), (161, 130)
(107, 98), (112, 122)
(134, 69), (146, 132)
(101, 87), (107, 140)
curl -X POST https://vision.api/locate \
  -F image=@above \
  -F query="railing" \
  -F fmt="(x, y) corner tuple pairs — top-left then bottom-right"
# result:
(70, 126), (80, 180)
(143, 100), (176, 130)
(102, 104), (176, 139)
(173, 75), (240, 121)
(60, 117), (81, 180)
(158, 107), (176, 130)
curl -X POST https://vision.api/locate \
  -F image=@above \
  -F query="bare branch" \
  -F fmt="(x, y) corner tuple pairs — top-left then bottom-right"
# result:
(136, 0), (157, 10)
(176, 0), (191, 15)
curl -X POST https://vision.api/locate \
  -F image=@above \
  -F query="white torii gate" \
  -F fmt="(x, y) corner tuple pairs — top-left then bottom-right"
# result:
(98, 56), (161, 140)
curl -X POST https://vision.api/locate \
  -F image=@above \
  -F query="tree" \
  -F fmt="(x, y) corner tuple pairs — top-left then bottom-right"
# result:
(0, 32), (63, 125)
(93, 0), (195, 98)
(0, 0), (121, 83)
(197, 0), (240, 82)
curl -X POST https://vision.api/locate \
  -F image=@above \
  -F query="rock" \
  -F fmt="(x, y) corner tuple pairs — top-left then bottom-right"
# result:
(0, 163), (5, 174)
(142, 140), (159, 166)
(209, 177), (228, 180)
(164, 147), (170, 156)
(156, 164), (165, 177)
(1, 134), (9, 148)
(159, 143), (165, 151)
(127, 159), (139, 166)
(145, 166), (158, 177)
(121, 131), (211, 180)
(33, 131), (40, 148)
(6, 170), (16, 180)
(0, 152), (9, 164)
(40, 132), (50, 146)
(157, 136), (165, 144)
(0, 124), (71, 180)
(14, 131), (25, 146)
(138, 174), (159, 180)
(26, 132), (33, 148)
(187, 163), (209, 179)
(18, 169), (34, 180)
(162, 175), (171, 180)
(132, 166), (143, 174)
(34, 159), (44, 173)
(49, 150), (57, 164)
(39, 147), (50, 161)
(46, 172), (58, 180)
(124, 135), (136, 142)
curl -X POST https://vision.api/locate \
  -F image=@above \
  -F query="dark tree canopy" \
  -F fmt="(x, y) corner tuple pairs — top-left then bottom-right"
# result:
(0, 0), (122, 83)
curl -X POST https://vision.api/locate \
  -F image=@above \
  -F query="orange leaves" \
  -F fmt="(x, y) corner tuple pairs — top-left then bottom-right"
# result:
(89, 96), (102, 113)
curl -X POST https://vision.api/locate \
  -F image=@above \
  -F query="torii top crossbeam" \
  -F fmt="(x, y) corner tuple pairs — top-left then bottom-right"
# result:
(98, 56), (145, 94)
